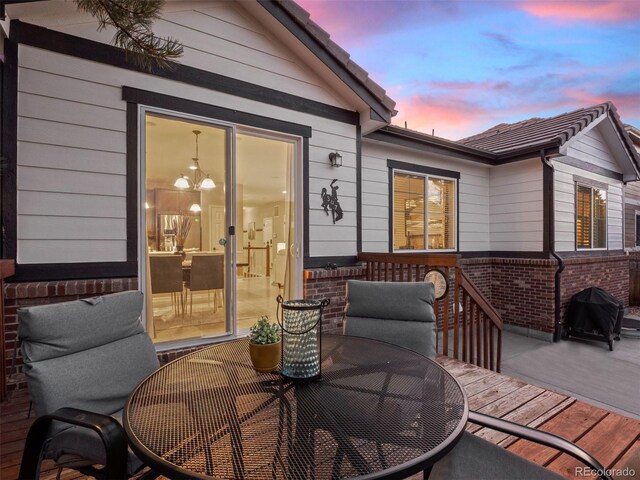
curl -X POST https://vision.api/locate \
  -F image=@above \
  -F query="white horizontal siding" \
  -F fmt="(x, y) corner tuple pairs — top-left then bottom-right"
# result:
(19, 240), (128, 264)
(552, 159), (624, 252)
(17, 43), (359, 263)
(490, 159), (543, 251)
(564, 120), (622, 174)
(361, 140), (491, 253)
(18, 1), (350, 109)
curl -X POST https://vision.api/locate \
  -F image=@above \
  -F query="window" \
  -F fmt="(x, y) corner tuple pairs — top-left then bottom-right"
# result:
(393, 171), (456, 251)
(576, 184), (607, 249)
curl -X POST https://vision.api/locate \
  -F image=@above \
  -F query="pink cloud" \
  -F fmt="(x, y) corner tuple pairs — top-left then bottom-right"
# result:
(562, 89), (640, 121)
(295, 0), (470, 47)
(519, 0), (640, 24)
(391, 95), (498, 140)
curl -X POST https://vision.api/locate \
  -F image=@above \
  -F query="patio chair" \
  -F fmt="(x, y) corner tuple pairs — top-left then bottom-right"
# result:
(343, 280), (613, 480)
(344, 280), (437, 358)
(184, 254), (224, 315)
(18, 291), (160, 479)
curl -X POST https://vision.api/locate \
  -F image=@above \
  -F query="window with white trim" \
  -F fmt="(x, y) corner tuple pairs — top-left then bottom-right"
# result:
(393, 171), (456, 251)
(576, 183), (607, 249)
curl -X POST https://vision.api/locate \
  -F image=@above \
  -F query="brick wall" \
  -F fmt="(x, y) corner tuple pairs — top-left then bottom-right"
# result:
(463, 255), (630, 335)
(460, 258), (492, 301)
(560, 255), (629, 321)
(303, 266), (366, 333)
(463, 257), (557, 334)
(3, 256), (629, 394)
(3, 278), (138, 393)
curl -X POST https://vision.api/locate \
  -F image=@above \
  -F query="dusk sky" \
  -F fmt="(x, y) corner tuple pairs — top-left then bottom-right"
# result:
(296, 0), (640, 140)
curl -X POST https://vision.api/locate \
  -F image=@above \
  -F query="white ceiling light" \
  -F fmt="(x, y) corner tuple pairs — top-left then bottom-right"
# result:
(174, 130), (216, 190)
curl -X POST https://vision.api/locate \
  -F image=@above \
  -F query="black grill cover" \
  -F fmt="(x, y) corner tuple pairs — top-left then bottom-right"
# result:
(567, 287), (623, 337)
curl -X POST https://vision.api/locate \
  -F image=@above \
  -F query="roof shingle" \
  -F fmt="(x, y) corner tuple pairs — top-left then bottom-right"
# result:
(276, 0), (397, 114)
(459, 103), (610, 154)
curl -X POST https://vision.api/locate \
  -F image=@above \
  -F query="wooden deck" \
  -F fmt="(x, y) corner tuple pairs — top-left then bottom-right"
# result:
(2, 357), (639, 479)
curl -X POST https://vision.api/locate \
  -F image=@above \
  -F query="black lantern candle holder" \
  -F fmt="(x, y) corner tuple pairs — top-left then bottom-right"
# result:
(276, 295), (330, 381)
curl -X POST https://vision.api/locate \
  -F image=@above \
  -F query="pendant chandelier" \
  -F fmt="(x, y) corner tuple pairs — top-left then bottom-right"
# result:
(174, 130), (215, 191)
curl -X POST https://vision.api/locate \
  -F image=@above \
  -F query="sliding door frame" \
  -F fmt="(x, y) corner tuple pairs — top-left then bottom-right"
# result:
(138, 105), (303, 351)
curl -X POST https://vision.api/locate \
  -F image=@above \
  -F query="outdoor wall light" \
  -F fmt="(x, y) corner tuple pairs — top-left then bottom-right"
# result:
(329, 151), (342, 167)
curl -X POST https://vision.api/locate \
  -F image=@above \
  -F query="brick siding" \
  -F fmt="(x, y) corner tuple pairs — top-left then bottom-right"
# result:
(303, 266), (366, 333)
(462, 255), (628, 334)
(560, 255), (629, 321)
(2, 256), (629, 393)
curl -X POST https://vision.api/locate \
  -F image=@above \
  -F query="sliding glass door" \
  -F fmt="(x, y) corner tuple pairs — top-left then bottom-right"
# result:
(141, 110), (300, 347)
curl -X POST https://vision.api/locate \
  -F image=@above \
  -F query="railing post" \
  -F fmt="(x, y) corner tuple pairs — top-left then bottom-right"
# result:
(451, 267), (457, 360)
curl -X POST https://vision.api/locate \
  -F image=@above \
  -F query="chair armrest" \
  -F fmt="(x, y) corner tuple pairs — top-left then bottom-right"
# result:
(468, 410), (612, 480)
(19, 407), (128, 480)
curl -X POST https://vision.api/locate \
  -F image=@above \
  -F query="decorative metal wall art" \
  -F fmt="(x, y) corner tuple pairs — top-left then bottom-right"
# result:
(320, 179), (344, 224)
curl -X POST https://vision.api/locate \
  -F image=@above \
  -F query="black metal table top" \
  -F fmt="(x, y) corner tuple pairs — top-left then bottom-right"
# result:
(124, 335), (468, 479)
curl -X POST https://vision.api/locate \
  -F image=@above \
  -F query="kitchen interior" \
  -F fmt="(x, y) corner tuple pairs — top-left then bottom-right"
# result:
(145, 113), (293, 344)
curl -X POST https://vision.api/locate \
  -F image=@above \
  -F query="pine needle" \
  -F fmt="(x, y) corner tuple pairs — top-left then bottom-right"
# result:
(74, 0), (183, 70)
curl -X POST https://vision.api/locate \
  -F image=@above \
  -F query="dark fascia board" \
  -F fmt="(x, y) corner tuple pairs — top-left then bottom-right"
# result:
(555, 156), (624, 181)
(461, 251), (551, 259)
(367, 126), (563, 167)
(9, 261), (138, 283)
(558, 249), (626, 259)
(257, 0), (393, 124)
(303, 256), (360, 268)
(493, 143), (560, 164)
(1, 33), (18, 260)
(366, 129), (496, 165)
(123, 87), (312, 138)
(387, 159), (461, 180)
(10, 20), (358, 126)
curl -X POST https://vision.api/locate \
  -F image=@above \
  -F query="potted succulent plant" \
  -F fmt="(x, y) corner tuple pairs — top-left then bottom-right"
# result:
(248, 315), (281, 373)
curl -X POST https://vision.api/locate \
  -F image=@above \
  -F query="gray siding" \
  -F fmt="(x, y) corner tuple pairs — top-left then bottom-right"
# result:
(490, 159), (544, 252)
(361, 140), (491, 253)
(563, 117), (622, 174)
(16, 1), (351, 109)
(16, 39), (357, 263)
(552, 159), (624, 252)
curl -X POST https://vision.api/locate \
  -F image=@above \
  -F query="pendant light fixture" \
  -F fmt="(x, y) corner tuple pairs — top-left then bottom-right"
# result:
(174, 130), (216, 191)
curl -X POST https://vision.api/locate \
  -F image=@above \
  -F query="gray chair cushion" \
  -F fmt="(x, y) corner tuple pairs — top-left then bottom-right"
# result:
(46, 410), (143, 476)
(18, 291), (160, 417)
(344, 281), (437, 358)
(19, 291), (146, 362)
(345, 280), (436, 321)
(430, 432), (565, 480)
(345, 317), (437, 359)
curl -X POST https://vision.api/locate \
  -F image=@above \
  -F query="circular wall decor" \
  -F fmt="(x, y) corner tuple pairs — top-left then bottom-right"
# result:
(424, 268), (449, 300)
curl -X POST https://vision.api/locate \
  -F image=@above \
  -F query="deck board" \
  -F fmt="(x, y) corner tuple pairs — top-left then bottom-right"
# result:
(2, 356), (639, 480)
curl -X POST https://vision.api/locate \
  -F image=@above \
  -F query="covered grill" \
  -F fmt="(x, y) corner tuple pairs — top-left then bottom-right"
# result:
(566, 287), (624, 351)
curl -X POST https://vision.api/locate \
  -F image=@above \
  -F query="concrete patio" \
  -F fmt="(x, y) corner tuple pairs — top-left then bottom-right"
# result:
(499, 330), (640, 421)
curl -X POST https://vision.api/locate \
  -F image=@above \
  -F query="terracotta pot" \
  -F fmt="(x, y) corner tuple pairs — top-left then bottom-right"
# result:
(249, 341), (281, 373)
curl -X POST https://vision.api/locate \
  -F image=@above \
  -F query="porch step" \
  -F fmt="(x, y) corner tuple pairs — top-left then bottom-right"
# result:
(621, 315), (640, 338)
(622, 314), (640, 330)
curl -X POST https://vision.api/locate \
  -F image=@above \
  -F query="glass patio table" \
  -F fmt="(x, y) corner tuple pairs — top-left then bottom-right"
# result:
(123, 334), (468, 479)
